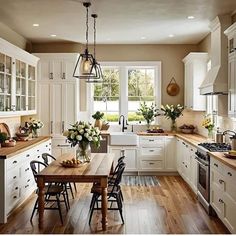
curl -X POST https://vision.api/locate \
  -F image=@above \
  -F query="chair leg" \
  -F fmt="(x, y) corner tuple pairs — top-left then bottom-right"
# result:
(89, 194), (96, 210)
(30, 198), (38, 222)
(120, 190), (124, 201)
(73, 182), (77, 192)
(117, 194), (124, 224)
(89, 195), (97, 225)
(69, 183), (74, 199)
(62, 193), (68, 212)
(56, 195), (63, 225)
(65, 187), (70, 209)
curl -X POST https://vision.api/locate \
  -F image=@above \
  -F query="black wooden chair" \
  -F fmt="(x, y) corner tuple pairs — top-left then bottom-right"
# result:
(89, 163), (126, 224)
(30, 160), (69, 224)
(42, 153), (77, 199)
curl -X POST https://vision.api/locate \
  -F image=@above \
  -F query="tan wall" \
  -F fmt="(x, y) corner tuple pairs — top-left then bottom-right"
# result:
(198, 33), (211, 56)
(0, 22), (30, 50)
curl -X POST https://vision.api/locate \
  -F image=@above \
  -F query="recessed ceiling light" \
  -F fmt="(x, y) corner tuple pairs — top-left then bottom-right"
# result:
(187, 16), (195, 19)
(50, 34), (57, 37)
(169, 34), (174, 38)
(141, 36), (146, 40)
(33, 23), (39, 27)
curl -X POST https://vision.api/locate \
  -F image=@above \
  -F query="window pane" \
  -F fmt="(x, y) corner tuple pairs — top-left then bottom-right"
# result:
(93, 68), (120, 122)
(128, 68), (155, 121)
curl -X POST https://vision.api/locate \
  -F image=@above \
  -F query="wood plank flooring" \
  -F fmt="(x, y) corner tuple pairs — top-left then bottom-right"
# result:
(0, 176), (229, 234)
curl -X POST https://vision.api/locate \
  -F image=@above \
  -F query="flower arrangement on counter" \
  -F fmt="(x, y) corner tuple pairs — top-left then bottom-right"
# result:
(161, 104), (184, 132)
(28, 118), (44, 138)
(137, 102), (160, 129)
(63, 121), (101, 162)
(202, 114), (214, 139)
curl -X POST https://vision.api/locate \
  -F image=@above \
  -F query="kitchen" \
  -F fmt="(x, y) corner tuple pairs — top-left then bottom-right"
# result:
(1, 0), (236, 234)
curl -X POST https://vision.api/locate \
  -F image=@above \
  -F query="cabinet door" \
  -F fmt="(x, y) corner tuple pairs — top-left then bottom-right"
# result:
(39, 59), (51, 80)
(165, 137), (176, 171)
(38, 82), (51, 135)
(63, 59), (76, 81)
(228, 55), (235, 117)
(189, 146), (197, 193)
(176, 139), (183, 173)
(223, 192), (236, 233)
(62, 82), (78, 131)
(124, 148), (137, 171)
(50, 83), (63, 137)
(50, 59), (63, 80)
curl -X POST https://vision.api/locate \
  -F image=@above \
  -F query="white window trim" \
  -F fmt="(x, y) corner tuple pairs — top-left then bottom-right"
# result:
(87, 61), (162, 124)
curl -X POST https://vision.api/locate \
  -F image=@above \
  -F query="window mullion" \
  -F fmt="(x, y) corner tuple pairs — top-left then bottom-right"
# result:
(119, 66), (128, 119)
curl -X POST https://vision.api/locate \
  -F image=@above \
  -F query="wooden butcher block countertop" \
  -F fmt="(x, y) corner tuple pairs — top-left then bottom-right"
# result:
(0, 136), (51, 159)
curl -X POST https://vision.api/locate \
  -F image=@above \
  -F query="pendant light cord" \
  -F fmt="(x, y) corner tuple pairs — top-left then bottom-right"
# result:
(86, 5), (89, 50)
(93, 15), (96, 59)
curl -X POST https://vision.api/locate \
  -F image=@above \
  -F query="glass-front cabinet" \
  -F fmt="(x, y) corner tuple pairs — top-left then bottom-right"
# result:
(0, 37), (39, 116)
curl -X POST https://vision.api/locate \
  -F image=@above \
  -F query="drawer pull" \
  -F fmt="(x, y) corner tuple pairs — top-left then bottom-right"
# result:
(25, 185), (29, 188)
(13, 176), (17, 179)
(37, 149), (39, 152)
(26, 154), (30, 157)
(186, 145), (188, 148)
(191, 149), (193, 151)
(13, 160), (17, 164)
(13, 196), (17, 199)
(182, 162), (185, 164)
(46, 145), (48, 147)
(149, 162), (155, 165)
(228, 172), (232, 176)
(149, 150), (155, 152)
(219, 198), (224, 203)
(27, 179), (31, 183)
(149, 140), (154, 142)
(219, 179), (224, 184)
(214, 163), (218, 167)
(185, 165), (187, 168)
(25, 168), (30, 172)
(15, 187), (18, 190)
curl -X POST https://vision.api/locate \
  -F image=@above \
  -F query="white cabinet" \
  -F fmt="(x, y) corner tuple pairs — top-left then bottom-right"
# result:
(210, 156), (236, 233)
(0, 38), (39, 116)
(176, 139), (197, 194)
(37, 54), (79, 151)
(109, 146), (137, 172)
(164, 136), (177, 171)
(182, 53), (208, 111)
(0, 139), (51, 223)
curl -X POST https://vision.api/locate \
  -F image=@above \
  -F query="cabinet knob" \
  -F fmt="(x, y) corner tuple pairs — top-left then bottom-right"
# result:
(13, 160), (17, 164)
(219, 179), (224, 184)
(227, 172), (232, 176)
(219, 198), (224, 203)
(49, 72), (53, 80)
(214, 163), (218, 167)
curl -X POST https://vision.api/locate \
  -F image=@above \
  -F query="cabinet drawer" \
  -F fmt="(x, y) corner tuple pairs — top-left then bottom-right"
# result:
(140, 160), (164, 170)
(139, 137), (164, 146)
(211, 169), (225, 191)
(141, 147), (163, 156)
(7, 168), (20, 185)
(210, 184), (224, 218)
(210, 157), (223, 172)
(7, 181), (20, 194)
(7, 188), (20, 214)
(223, 165), (236, 183)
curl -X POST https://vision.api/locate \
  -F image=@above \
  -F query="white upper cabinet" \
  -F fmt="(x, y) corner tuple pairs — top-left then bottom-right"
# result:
(225, 23), (236, 118)
(0, 38), (39, 116)
(183, 53), (208, 111)
(35, 53), (78, 81)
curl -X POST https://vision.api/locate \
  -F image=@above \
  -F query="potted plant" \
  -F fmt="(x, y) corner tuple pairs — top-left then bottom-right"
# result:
(92, 111), (104, 130)
(63, 121), (101, 162)
(0, 131), (7, 148)
(202, 114), (214, 140)
(161, 104), (184, 132)
(137, 102), (160, 129)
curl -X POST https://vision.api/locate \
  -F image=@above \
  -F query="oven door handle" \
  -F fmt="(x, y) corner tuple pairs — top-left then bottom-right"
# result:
(195, 158), (209, 167)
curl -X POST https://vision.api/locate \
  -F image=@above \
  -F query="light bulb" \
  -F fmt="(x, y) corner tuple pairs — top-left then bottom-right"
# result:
(82, 60), (91, 73)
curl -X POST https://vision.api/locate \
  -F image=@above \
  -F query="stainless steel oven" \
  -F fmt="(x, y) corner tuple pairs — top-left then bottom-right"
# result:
(195, 155), (210, 212)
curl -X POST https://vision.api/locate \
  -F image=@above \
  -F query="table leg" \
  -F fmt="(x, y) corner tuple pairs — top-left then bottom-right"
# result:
(101, 186), (108, 231)
(37, 177), (45, 229)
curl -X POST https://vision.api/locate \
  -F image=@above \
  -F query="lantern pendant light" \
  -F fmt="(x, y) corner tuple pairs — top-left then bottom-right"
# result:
(86, 14), (103, 83)
(73, 2), (95, 79)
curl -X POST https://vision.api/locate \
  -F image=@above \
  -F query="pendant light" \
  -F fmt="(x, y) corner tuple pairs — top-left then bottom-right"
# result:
(73, 2), (95, 79)
(86, 14), (103, 83)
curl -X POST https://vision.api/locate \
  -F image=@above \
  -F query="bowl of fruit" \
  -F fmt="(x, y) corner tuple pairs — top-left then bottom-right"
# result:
(60, 158), (82, 168)
(1, 139), (16, 147)
(179, 124), (195, 134)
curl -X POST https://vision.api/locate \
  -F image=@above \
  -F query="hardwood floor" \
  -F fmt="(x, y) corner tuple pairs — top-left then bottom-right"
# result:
(0, 176), (229, 234)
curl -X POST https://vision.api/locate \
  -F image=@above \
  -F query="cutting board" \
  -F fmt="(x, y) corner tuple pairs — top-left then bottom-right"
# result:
(0, 123), (11, 137)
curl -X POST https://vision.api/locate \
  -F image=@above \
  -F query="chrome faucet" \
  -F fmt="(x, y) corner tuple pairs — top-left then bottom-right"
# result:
(118, 115), (127, 132)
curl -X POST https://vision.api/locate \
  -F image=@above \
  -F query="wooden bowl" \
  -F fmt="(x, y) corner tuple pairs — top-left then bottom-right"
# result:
(180, 128), (194, 134)
(1, 141), (16, 147)
(224, 153), (236, 159)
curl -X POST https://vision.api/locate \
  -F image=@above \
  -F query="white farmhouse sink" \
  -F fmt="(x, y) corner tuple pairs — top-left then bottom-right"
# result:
(110, 132), (138, 146)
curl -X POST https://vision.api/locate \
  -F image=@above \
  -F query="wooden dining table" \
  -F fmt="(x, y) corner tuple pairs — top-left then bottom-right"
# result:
(36, 152), (114, 231)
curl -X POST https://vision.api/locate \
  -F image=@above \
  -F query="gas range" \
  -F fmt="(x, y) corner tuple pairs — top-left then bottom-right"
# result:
(196, 142), (231, 161)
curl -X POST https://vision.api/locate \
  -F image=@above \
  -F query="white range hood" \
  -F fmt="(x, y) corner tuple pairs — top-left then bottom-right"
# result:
(200, 15), (231, 95)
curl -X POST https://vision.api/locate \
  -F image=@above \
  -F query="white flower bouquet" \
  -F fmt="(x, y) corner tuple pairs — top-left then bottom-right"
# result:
(63, 121), (101, 148)
(29, 119), (44, 130)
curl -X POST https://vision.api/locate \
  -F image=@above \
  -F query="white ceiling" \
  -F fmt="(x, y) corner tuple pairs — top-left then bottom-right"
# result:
(0, 0), (236, 44)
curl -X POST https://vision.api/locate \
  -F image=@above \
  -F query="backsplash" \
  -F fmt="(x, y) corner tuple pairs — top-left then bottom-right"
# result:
(0, 116), (21, 137)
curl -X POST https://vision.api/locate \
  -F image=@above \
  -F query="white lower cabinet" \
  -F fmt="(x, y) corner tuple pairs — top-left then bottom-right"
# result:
(0, 139), (51, 223)
(210, 156), (236, 233)
(109, 146), (137, 172)
(176, 139), (197, 194)
(164, 136), (177, 171)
